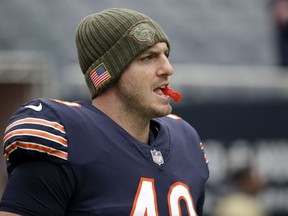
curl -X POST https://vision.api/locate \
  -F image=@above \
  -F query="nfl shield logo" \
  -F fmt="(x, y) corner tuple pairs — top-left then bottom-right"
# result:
(150, 149), (164, 165)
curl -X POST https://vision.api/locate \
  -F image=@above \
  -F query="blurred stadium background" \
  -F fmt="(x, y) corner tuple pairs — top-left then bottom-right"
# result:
(0, 1), (287, 216)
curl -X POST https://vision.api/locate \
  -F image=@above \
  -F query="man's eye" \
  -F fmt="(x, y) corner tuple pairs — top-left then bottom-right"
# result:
(142, 55), (154, 61)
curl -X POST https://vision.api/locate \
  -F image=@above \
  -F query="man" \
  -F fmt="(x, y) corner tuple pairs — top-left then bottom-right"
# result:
(271, 0), (288, 66)
(0, 8), (209, 215)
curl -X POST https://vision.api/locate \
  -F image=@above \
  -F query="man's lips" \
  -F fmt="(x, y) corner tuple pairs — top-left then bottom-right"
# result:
(154, 88), (166, 96)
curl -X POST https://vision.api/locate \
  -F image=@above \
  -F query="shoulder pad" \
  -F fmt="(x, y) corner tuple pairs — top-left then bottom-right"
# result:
(3, 99), (68, 173)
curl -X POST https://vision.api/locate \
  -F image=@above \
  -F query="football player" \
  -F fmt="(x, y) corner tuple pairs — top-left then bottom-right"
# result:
(0, 8), (209, 216)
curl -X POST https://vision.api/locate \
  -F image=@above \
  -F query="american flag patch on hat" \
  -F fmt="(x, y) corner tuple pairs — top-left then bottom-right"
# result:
(89, 63), (111, 89)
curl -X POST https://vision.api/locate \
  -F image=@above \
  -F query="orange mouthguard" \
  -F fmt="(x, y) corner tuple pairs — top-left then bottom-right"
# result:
(162, 86), (182, 103)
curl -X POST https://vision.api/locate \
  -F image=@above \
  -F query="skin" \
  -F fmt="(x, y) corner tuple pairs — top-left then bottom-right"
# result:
(273, 0), (288, 25)
(0, 213), (18, 216)
(93, 42), (174, 144)
(0, 42), (174, 216)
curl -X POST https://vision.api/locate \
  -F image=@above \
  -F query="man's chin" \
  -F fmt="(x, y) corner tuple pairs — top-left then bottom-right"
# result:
(153, 105), (172, 118)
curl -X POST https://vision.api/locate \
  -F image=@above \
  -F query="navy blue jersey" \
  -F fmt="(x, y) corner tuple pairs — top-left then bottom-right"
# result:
(1, 98), (209, 216)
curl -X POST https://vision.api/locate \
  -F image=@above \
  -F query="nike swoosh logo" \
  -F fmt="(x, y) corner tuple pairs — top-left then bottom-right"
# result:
(24, 103), (43, 112)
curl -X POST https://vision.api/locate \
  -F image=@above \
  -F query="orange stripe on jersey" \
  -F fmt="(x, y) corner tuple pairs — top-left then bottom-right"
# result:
(51, 99), (81, 107)
(3, 129), (67, 147)
(204, 153), (209, 164)
(5, 117), (65, 134)
(200, 142), (204, 150)
(167, 114), (182, 120)
(4, 141), (67, 160)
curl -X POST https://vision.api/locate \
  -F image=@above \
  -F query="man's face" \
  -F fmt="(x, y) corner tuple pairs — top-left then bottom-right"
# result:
(114, 42), (174, 119)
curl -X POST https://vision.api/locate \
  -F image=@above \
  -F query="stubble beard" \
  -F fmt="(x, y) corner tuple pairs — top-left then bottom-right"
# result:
(115, 80), (172, 120)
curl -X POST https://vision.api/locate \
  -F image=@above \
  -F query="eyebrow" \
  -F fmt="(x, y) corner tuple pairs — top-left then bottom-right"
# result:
(142, 45), (169, 55)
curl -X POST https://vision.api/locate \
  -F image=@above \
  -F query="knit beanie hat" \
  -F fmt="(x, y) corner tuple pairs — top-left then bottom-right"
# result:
(75, 8), (170, 98)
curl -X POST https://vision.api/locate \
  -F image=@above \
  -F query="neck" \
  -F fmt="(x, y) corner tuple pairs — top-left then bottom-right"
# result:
(92, 93), (150, 144)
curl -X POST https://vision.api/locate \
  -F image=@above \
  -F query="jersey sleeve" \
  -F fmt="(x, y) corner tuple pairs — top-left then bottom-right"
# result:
(0, 160), (74, 216)
(3, 98), (68, 175)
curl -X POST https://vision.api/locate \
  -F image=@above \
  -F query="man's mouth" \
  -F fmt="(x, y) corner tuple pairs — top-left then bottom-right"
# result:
(153, 85), (168, 96)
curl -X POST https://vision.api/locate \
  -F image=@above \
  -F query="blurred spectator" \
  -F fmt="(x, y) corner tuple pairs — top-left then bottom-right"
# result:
(214, 166), (268, 216)
(271, 0), (288, 66)
(0, 164), (6, 198)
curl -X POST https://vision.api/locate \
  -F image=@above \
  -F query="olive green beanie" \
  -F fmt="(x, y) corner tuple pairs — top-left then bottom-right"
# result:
(75, 8), (170, 98)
